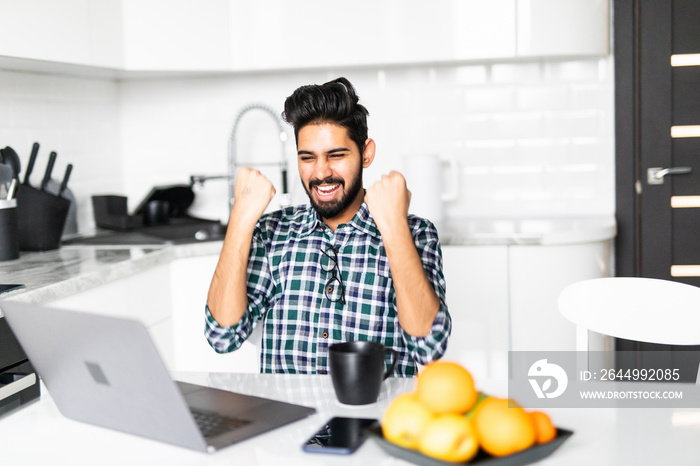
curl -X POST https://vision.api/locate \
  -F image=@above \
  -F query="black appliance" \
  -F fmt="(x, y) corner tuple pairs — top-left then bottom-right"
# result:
(0, 302), (40, 418)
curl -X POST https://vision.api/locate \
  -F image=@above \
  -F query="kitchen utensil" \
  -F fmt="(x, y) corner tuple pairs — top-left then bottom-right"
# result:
(24, 142), (39, 185)
(0, 163), (13, 185)
(58, 164), (72, 197)
(0, 198), (19, 261)
(1, 146), (21, 181)
(40, 151), (57, 191)
(7, 178), (17, 200)
(402, 154), (459, 228)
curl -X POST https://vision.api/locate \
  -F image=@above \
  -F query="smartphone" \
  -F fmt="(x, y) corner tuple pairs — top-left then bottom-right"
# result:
(302, 416), (378, 455)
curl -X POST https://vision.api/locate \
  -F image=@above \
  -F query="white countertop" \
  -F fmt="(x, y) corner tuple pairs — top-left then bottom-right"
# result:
(1, 372), (700, 465)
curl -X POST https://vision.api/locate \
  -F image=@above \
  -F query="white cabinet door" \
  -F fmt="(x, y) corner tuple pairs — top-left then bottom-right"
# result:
(48, 263), (175, 368)
(169, 255), (260, 373)
(508, 240), (613, 352)
(121, 0), (231, 71)
(441, 245), (509, 380)
(517, 0), (610, 57)
(229, 0), (516, 71)
(0, 0), (123, 67)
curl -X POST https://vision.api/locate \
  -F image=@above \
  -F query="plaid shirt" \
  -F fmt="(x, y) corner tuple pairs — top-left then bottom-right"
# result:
(204, 202), (451, 377)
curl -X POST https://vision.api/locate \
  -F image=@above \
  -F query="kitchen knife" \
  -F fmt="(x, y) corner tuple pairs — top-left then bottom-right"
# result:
(58, 163), (72, 197)
(40, 151), (57, 191)
(24, 142), (39, 185)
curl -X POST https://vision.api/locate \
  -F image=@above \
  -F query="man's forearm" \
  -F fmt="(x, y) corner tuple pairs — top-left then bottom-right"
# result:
(206, 213), (256, 327)
(382, 223), (440, 337)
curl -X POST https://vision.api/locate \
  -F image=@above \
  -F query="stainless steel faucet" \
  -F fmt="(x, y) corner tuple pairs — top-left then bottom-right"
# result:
(190, 103), (290, 213)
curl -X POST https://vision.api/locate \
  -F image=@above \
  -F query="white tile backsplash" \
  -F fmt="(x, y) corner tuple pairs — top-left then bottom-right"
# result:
(0, 55), (615, 232)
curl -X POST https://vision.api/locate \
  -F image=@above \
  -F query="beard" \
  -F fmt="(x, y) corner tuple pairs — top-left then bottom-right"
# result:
(303, 165), (363, 220)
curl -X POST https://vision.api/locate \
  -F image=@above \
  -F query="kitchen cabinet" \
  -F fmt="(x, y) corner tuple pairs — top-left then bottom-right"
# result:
(441, 245), (509, 380)
(228, 0), (516, 71)
(48, 262), (175, 369)
(121, 0), (231, 71)
(0, 0), (609, 77)
(0, 0), (123, 68)
(509, 240), (613, 352)
(169, 254), (260, 373)
(516, 0), (610, 57)
(442, 238), (613, 371)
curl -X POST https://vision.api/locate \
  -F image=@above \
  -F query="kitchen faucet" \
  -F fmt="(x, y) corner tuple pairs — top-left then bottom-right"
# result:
(190, 103), (290, 212)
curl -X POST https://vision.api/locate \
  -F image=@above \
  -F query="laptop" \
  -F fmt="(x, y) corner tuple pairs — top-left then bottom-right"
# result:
(0, 301), (315, 452)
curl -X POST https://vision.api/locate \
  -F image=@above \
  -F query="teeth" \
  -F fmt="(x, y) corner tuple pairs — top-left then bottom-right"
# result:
(317, 184), (338, 194)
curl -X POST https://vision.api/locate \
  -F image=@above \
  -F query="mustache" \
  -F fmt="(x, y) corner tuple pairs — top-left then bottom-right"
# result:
(308, 177), (345, 189)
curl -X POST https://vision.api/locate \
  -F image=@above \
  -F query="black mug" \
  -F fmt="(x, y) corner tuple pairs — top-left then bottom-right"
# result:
(329, 341), (398, 405)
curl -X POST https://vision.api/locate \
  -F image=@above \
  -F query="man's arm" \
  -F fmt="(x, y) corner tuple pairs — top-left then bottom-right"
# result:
(207, 168), (276, 327)
(365, 171), (440, 337)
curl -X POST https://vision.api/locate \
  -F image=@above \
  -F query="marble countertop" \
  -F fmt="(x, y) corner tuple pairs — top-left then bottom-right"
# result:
(0, 241), (224, 306)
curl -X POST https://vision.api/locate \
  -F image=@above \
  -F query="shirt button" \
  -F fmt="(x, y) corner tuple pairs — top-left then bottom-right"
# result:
(322, 332), (328, 338)
(319, 370), (327, 375)
(327, 285), (334, 293)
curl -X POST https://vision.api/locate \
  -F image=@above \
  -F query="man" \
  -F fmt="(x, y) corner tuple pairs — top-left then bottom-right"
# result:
(205, 77), (450, 376)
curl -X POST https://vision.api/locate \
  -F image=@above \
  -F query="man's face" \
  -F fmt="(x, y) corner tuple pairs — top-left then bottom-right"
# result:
(297, 123), (364, 221)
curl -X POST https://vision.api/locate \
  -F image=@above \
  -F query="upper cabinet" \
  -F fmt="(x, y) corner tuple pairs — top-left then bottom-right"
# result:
(121, 0), (231, 71)
(0, 0), (609, 75)
(0, 0), (124, 68)
(227, 0), (516, 71)
(516, 0), (610, 57)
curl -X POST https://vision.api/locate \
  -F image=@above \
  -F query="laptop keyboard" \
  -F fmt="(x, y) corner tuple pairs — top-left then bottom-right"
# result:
(190, 408), (251, 438)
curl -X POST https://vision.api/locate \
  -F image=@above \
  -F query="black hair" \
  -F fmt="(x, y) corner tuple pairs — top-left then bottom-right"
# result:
(282, 77), (369, 154)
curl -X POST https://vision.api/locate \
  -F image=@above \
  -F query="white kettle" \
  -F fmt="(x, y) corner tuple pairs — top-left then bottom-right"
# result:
(402, 154), (459, 227)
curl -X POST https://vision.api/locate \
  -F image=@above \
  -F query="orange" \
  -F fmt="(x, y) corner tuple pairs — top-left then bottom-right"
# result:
(418, 414), (479, 463)
(530, 410), (557, 444)
(416, 361), (477, 415)
(382, 392), (435, 449)
(473, 397), (536, 457)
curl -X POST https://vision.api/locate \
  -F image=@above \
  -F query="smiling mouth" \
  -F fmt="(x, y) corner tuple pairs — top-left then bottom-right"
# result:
(314, 183), (341, 201)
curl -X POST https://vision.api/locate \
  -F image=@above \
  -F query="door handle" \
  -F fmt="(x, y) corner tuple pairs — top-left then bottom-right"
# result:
(647, 166), (693, 185)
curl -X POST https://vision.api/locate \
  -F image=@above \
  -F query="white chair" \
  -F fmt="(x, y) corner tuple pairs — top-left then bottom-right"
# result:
(559, 277), (700, 351)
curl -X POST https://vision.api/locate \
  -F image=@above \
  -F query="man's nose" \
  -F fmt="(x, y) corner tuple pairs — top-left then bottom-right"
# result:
(314, 158), (333, 179)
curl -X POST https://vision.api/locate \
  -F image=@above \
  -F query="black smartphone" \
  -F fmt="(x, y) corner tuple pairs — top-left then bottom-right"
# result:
(302, 416), (377, 455)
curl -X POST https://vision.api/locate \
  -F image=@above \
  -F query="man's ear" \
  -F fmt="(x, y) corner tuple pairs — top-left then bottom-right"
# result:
(362, 138), (376, 168)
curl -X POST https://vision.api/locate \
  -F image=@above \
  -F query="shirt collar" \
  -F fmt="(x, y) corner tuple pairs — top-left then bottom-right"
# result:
(347, 202), (381, 238)
(298, 202), (381, 239)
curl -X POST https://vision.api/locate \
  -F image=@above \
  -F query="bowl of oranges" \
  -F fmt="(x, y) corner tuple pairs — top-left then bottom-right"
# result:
(366, 361), (573, 465)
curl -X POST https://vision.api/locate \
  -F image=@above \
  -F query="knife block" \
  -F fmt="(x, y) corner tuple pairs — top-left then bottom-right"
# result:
(16, 184), (70, 251)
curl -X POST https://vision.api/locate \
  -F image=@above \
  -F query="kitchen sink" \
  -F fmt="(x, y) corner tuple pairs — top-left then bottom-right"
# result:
(62, 218), (226, 246)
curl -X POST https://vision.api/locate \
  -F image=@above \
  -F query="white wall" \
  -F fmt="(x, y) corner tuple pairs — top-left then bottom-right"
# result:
(0, 70), (122, 229)
(0, 55), (614, 231)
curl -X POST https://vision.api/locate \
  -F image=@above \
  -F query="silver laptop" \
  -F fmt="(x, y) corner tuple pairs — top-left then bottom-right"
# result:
(0, 301), (315, 452)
